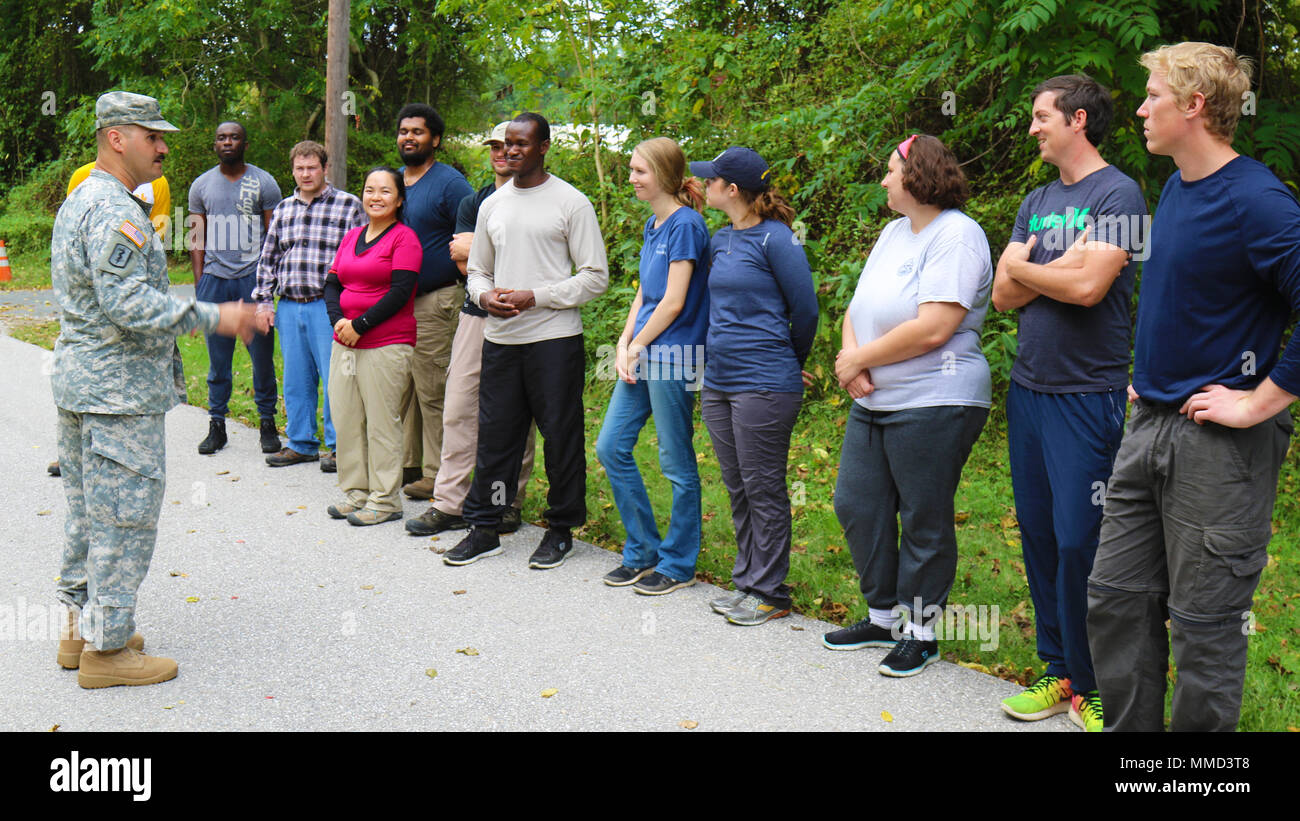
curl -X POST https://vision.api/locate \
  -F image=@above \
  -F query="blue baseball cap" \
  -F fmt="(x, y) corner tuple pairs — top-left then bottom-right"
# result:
(689, 146), (771, 191)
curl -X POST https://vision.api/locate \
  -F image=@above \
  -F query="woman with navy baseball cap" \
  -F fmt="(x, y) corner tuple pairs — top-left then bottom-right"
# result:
(689, 146), (819, 626)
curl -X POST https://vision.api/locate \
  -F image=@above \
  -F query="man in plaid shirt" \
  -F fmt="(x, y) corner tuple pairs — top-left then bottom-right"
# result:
(253, 140), (365, 471)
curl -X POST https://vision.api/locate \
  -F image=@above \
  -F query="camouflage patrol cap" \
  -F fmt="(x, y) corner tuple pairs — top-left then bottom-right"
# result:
(94, 92), (179, 132)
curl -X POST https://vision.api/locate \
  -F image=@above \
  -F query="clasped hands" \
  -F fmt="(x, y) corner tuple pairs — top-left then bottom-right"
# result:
(835, 346), (873, 399)
(480, 288), (535, 318)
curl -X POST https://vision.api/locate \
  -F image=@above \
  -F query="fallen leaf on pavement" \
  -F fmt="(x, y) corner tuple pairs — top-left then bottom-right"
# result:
(49, 724), (60, 732)
(285, 510), (297, 516)
(37, 510), (52, 516)
(790, 626), (804, 631)
(425, 669), (437, 678)
(184, 596), (200, 603)
(360, 584), (374, 590)
(957, 661), (990, 674)
(456, 647), (479, 656)
(216, 470), (229, 475)
(679, 720), (698, 730)
(541, 688), (558, 698)
(881, 711), (893, 723)
(452, 590), (467, 595)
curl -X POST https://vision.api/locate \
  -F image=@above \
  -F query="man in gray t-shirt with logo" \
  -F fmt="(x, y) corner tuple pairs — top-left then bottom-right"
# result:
(991, 75), (1148, 732)
(188, 120), (282, 456)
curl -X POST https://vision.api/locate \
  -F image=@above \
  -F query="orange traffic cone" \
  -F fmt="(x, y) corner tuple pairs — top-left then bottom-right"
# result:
(0, 240), (11, 282)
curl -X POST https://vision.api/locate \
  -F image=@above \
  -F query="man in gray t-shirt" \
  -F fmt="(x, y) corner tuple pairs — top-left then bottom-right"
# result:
(188, 120), (283, 456)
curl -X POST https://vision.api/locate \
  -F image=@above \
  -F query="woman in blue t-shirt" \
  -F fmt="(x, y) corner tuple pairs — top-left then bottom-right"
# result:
(688, 146), (819, 626)
(823, 135), (992, 676)
(596, 138), (712, 595)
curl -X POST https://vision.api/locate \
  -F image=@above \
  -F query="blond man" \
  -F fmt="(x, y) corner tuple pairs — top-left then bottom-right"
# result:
(1087, 42), (1300, 731)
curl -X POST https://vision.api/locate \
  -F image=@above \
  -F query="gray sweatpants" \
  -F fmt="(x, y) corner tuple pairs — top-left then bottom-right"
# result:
(702, 389), (802, 609)
(1087, 399), (1292, 731)
(834, 403), (988, 623)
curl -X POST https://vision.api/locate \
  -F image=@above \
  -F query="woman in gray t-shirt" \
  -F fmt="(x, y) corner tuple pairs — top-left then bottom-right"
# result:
(823, 135), (992, 678)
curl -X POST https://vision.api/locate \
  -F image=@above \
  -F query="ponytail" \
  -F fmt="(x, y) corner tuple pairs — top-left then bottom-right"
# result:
(739, 187), (795, 228)
(677, 177), (705, 210)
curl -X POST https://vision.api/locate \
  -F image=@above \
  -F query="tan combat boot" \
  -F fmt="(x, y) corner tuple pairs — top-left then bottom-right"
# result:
(78, 647), (178, 688)
(57, 608), (144, 669)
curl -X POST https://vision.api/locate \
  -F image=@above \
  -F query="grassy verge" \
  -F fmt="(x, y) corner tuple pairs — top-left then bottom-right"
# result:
(10, 318), (1298, 731)
(1, 251), (196, 291)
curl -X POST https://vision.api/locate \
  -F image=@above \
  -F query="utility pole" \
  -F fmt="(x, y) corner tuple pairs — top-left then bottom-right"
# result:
(325, 0), (350, 189)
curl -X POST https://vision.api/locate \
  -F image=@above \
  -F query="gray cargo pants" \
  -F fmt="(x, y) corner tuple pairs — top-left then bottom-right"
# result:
(1087, 399), (1292, 731)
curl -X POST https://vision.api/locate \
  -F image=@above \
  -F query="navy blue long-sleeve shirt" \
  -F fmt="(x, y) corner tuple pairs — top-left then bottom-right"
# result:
(703, 219), (819, 393)
(1133, 156), (1300, 404)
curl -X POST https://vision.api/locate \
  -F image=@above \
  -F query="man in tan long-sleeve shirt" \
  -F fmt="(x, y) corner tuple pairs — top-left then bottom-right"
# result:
(445, 112), (609, 570)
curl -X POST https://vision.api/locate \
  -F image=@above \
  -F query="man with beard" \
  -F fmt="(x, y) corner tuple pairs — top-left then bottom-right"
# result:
(188, 120), (282, 455)
(395, 103), (474, 499)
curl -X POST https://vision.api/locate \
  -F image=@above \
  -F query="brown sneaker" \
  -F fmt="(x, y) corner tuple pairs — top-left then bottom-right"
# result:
(402, 477), (435, 500)
(265, 447), (319, 467)
(77, 647), (178, 688)
(57, 608), (143, 669)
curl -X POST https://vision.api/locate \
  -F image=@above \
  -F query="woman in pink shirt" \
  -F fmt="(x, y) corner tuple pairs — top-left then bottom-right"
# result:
(324, 166), (424, 525)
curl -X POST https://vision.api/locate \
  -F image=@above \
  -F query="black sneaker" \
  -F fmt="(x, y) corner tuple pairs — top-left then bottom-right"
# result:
(443, 528), (502, 566)
(528, 528), (572, 570)
(822, 618), (899, 651)
(603, 565), (656, 587)
(499, 506), (523, 534)
(47, 461), (61, 477)
(878, 637), (940, 677)
(259, 417), (281, 454)
(198, 419), (227, 455)
(633, 571), (697, 596)
(405, 507), (467, 536)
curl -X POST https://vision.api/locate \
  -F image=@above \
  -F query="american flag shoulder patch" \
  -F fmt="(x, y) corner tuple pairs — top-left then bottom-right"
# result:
(117, 220), (147, 249)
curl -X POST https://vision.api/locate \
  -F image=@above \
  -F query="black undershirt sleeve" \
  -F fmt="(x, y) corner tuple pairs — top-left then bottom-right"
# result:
(324, 272), (344, 326)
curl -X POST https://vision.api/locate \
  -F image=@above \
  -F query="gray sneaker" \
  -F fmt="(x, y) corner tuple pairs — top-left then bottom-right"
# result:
(709, 589), (747, 614)
(603, 565), (656, 587)
(724, 594), (791, 626)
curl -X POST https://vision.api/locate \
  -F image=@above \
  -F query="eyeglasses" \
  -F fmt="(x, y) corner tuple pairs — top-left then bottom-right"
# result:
(896, 134), (919, 161)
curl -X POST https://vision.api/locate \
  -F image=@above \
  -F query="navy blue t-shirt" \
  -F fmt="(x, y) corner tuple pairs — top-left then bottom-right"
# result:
(405, 162), (474, 293)
(455, 182), (496, 317)
(1134, 155), (1300, 404)
(635, 207), (711, 362)
(703, 219), (819, 393)
(1009, 164), (1147, 392)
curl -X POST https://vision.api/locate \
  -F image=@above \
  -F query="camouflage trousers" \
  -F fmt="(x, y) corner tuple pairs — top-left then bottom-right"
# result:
(55, 409), (166, 650)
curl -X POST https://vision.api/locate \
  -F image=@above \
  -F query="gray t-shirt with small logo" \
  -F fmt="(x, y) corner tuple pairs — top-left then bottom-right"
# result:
(188, 164), (282, 280)
(847, 209), (993, 411)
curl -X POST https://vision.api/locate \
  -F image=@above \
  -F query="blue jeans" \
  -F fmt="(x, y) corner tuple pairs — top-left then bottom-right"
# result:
(196, 272), (277, 420)
(277, 298), (335, 454)
(596, 372), (701, 582)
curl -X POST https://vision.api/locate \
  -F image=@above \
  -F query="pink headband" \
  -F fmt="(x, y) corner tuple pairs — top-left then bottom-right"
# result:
(896, 134), (919, 161)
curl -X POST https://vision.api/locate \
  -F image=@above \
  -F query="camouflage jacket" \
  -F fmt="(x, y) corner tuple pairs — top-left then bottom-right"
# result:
(51, 168), (219, 414)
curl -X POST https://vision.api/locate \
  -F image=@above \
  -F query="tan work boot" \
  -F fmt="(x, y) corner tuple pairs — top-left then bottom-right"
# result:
(78, 647), (178, 689)
(402, 476), (435, 500)
(57, 608), (143, 668)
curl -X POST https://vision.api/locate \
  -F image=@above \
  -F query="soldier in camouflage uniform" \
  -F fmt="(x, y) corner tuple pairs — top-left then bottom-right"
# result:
(52, 91), (256, 688)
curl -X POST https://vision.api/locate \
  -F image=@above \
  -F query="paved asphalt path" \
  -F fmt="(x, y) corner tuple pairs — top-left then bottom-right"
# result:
(0, 331), (1068, 732)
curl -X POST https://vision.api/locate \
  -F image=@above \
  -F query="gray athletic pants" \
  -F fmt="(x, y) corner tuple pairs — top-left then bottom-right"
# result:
(701, 389), (802, 609)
